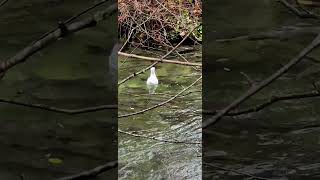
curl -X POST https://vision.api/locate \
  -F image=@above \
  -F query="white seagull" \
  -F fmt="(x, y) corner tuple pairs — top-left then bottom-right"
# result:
(146, 67), (158, 94)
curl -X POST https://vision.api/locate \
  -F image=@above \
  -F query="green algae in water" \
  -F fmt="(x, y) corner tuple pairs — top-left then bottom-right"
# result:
(48, 158), (63, 165)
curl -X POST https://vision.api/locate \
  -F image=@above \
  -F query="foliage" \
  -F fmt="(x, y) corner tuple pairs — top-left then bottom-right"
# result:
(118, 0), (202, 47)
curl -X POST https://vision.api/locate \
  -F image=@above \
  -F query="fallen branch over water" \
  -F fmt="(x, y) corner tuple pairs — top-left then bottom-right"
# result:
(118, 52), (202, 66)
(55, 161), (117, 180)
(203, 91), (320, 116)
(203, 33), (320, 128)
(119, 76), (202, 118)
(0, 98), (117, 114)
(118, 25), (199, 86)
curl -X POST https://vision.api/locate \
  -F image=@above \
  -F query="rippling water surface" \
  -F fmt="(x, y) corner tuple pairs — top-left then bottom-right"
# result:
(0, 1), (117, 179)
(118, 49), (202, 179)
(204, 0), (320, 179)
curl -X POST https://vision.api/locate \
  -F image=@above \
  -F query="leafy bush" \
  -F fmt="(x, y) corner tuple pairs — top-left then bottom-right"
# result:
(118, 0), (202, 47)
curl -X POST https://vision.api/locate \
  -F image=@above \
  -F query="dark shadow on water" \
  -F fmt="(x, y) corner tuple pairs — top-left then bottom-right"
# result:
(0, 1), (117, 179)
(204, 0), (320, 179)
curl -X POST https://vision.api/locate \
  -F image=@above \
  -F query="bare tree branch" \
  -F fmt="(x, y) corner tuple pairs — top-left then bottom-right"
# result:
(0, 98), (117, 114)
(119, 129), (201, 144)
(240, 71), (256, 87)
(278, 0), (320, 19)
(0, 0), (8, 8)
(118, 25), (199, 86)
(203, 33), (320, 128)
(175, 50), (201, 71)
(204, 163), (280, 180)
(118, 52), (202, 66)
(0, 3), (117, 78)
(55, 161), (117, 180)
(216, 26), (320, 42)
(32, 0), (110, 45)
(203, 91), (320, 116)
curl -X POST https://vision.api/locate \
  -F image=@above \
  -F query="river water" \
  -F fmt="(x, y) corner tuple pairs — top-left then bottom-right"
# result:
(204, 0), (320, 179)
(0, 1), (117, 179)
(118, 48), (202, 179)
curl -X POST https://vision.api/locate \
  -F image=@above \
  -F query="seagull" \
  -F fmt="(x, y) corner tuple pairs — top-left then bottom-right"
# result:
(147, 67), (158, 94)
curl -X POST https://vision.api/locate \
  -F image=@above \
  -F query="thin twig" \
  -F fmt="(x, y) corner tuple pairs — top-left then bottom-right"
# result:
(118, 25), (199, 86)
(118, 129), (201, 144)
(154, 31), (201, 71)
(205, 163), (279, 180)
(305, 55), (320, 64)
(240, 71), (256, 87)
(55, 161), (117, 180)
(175, 50), (201, 71)
(216, 26), (320, 42)
(203, 33), (320, 128)
(0, 98), (117, 114)
(118, 52), (202, 66)
(119, 76), (202, 118)
(119, 11), (155, 52)
(32, 0), (110, 45)
(278, 0), (320, 19)
(203, 91), (320, 116)
(0, 0), (8, 8)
